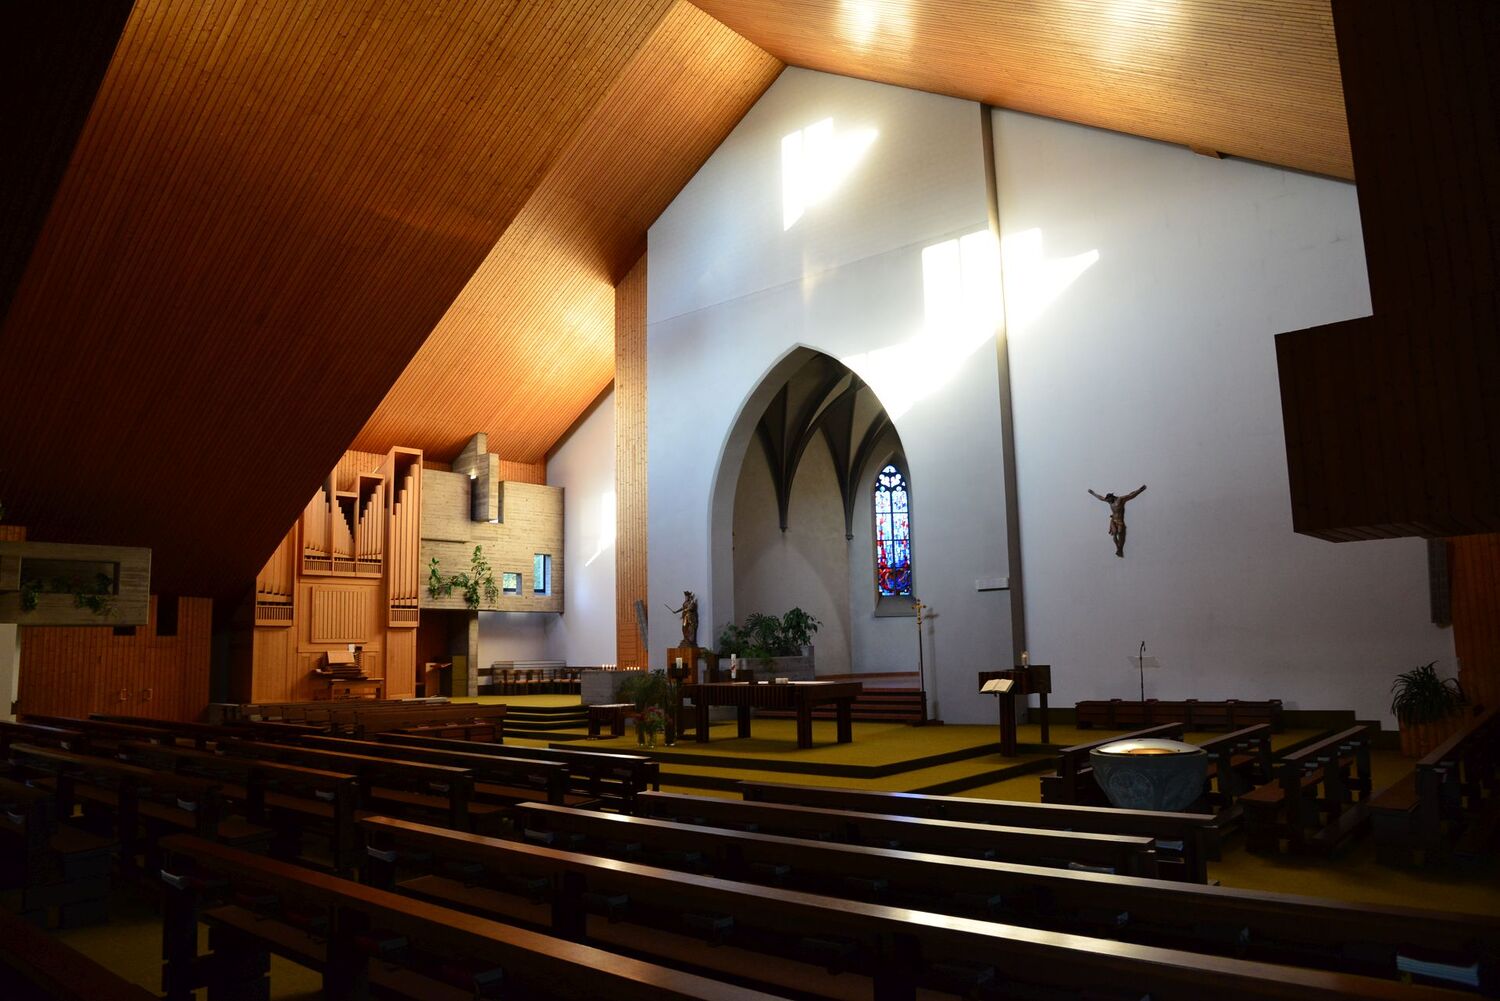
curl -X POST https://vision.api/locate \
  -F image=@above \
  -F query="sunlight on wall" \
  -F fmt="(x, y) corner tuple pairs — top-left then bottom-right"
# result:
(781, 118), (879, 230)
(841, 229), (1003, 420)
(839, 0), (913, 53)
(999, 228), (1100, 337)
(585, 488), (616, 568)
(1098, 0), (1182, 67)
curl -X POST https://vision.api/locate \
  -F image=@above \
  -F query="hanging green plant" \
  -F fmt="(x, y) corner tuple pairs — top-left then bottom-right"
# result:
(427, 556), (454, 599)
(426, 547), (500, 610)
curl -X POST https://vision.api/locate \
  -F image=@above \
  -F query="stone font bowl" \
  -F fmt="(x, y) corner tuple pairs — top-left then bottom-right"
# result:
(1089, 738), (1207, 812)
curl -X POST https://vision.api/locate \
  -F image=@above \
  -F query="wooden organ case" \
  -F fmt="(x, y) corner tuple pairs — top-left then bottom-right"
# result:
(243, 448), (423, 703)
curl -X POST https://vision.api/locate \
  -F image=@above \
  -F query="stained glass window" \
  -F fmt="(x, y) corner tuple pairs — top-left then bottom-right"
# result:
(873, 463), (912, 597)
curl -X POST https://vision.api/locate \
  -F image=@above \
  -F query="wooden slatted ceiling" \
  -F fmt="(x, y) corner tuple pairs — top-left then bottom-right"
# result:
(354, 2), (782, 463)
(0, 0), (678, 598)
(689, 0), (1353, 179)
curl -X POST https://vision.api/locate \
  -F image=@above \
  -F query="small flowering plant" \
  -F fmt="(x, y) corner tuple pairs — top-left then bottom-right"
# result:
(641, 706), (666, 737)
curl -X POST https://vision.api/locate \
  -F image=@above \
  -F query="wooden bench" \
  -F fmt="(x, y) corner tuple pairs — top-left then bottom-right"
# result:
(1042, 722), (1188, 805)
(1241, 725), (1373, 854)
(1076, 699), (1284, 731)
(216, 737), (497, 833)
(513, 800), (1500, 991)
(0, 719), (87, 755)
(1199, 723), (1275, 817)
(0, 775), (116, 927)
(740, 780), (1219, 882)
(360, 814), (1466, 1001)
(382, 732), (661, 812)
(7, 743), (272, 867)
(293, 734), (581, 809)
(0, 905), (158, 1001)
(637, 790), (1161, 877)
(116, 740), (363, 873)
(159, 833), (779, 1001)
(21, 714), (204, 750)
(217, 697), (452, 725)
(588, 701), (638, 738)
(1372, 707), (1500, 866)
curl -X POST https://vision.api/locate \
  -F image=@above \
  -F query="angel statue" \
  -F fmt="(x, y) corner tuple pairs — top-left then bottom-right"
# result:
(665, 590), (699, 646)
(1088, 485), (1147, 558)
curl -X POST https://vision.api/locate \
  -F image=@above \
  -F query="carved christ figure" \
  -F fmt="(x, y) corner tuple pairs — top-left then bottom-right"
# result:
(666, 590), (699, 647)
(1088, 485), (1147, 558)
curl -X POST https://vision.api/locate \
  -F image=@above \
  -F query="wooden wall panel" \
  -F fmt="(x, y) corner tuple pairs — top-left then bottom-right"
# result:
(355, 2), (781, 464)
(385, 627), (417, 699)
(1275, 1), (1500, 540)
(0, 0), (680, 599)
(692, 0), (1351, 178)
(18, 595), (211, 722)
(1452, 534), (1500, 712)
(615, 254), (648, 668)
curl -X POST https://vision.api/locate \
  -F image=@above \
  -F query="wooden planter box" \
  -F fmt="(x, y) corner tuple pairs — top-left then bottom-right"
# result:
(1398, 711), (1468, 757)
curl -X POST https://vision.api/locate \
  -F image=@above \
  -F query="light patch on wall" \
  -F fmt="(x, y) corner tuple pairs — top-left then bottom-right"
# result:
(1099, 0), (1182, 68)
(781, 118), (879, 230)
(585, 488), (616, 568)
(999, 228), (1100, 338)
(841, 229), (1004, 419)
(839, 0), (913, 53)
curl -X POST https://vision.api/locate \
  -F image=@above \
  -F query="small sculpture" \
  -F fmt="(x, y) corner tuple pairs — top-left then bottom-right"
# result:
(1088, 485), (1146, 557)
(665, 590), (699, 646)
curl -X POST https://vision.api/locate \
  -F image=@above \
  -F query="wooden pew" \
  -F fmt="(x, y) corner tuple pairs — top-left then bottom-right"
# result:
(0, 775), (115, 926)
(159, 834), (780, 1001)
(740, 780), (1218, 882)
(382, 732), (660, 811)
(218, 697), (452, 724)
(514, 801), (1500, 991)
(1042, 722), (1187, 805)
(1372, 707), (1500, 866)
(1199, 723), (1275, 816)
(360, 815), (1468, 1001)
(20, 714), (202, 750)
(290, 734), (579, 809)
(116, 741), (362, 873)
(1241, 725), (1374, 854)
(1076, 699), (1285, 731)
(215, 737), (496, 833)
(0, 720), (86, 755)
(0, 905), (158, 1001)
(637, 790), (1160, 877)
(7, 743), (271, 866)
(326, 703), (509, 739)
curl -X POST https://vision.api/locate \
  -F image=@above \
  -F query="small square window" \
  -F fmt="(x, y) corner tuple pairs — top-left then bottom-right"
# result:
(533, 554), (551, 595)
(501, 572), (521, 595)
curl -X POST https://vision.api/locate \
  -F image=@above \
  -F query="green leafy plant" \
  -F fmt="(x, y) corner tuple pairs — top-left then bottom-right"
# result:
(426, 547), (500, 610)
(19, 578), (39, 612)
(427, 557), (454, 599)
(716, 607), (821, 662)
(1390, 662), (1466, 725)
(618, 668), (675, 743)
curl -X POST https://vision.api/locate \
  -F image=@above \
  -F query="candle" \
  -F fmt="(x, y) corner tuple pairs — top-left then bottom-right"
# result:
(1021, 649), (1029, 667)
(675, 657), (683, 669)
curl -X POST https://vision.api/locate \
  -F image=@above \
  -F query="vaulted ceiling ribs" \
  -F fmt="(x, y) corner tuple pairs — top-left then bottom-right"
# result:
(754, 354), (901, 538)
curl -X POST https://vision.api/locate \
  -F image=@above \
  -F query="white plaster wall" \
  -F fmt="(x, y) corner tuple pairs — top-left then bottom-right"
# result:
(993, 109), (1453, 723)
(543, 390), (617, 666)
(478, 612), (552, 667)
(732, 434), (852, 675)
(648, 68), (1013, 722)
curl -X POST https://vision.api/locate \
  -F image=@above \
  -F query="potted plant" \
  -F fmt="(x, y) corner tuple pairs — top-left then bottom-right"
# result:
(618, 668), (676, 746)
(715, 608), (821, 679)
(1390, 662), (1468, 757)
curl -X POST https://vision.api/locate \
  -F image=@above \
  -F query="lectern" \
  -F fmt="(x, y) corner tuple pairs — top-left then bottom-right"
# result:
(978, 665), (1052, 756)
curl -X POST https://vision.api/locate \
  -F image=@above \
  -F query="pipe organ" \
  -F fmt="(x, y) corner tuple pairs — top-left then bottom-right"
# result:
(240, 439), (561, 705)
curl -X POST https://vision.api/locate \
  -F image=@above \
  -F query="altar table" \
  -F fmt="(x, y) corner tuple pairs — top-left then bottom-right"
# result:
(677, 681), (863, 749)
